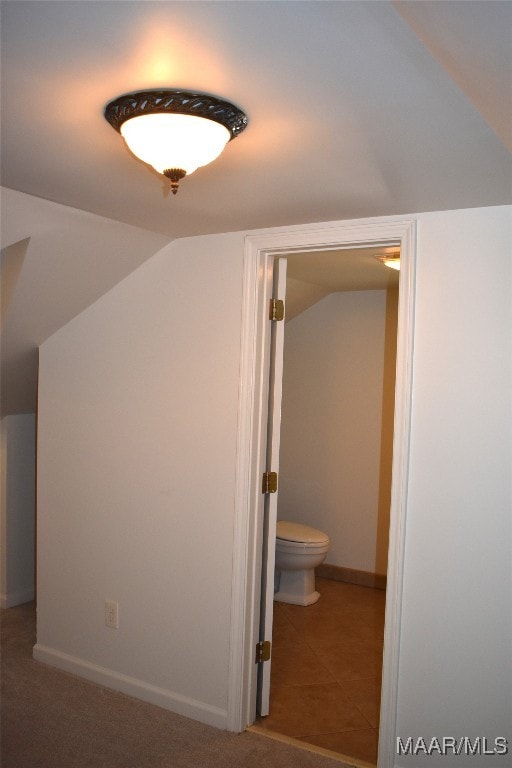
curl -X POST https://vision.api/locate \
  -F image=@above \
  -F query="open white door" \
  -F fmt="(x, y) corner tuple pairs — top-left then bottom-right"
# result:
(256, 257), (287, 717)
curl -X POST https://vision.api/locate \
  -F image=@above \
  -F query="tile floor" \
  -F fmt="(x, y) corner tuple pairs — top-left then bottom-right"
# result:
(255, 577), (386, 766)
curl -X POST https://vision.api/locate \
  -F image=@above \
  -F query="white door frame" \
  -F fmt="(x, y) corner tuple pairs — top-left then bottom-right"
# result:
(228, 217), (416, 768)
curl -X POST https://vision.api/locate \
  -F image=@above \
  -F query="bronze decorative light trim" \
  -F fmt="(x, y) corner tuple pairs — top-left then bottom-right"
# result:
(104, 89), (248, 138)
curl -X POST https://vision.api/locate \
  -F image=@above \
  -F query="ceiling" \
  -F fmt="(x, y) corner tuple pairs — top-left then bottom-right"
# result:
(1, 0), (511, 415)
(285, 246), (400, 320)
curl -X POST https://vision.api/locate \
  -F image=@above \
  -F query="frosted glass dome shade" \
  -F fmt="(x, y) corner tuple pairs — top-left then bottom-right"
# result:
(120, 113), (231, 175)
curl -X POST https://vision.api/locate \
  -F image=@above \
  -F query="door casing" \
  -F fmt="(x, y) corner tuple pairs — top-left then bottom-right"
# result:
(228, 217), (416, 768)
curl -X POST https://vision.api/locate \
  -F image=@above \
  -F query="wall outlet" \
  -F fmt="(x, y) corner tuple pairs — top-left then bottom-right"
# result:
(105, 599), (119, 629)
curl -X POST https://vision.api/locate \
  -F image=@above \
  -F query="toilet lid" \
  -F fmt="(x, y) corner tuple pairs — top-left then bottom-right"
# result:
(276, 521), (329, 545)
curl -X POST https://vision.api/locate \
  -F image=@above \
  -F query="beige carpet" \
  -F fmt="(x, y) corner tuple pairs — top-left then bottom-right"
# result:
(1, 602), (354, 768)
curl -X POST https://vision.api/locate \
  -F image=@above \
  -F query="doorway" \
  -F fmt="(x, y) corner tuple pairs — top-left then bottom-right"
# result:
(255, 246), (400, 764)
(228, 217), (416, 768)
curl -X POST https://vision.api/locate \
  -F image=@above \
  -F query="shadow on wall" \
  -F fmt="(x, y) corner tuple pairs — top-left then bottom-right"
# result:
(0, 413), (36, 608)
(375, 286), (399, 575)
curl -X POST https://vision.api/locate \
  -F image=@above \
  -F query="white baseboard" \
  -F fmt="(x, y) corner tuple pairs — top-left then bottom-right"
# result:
(33, 643), (228, 730)
(1, 586), (35, 608)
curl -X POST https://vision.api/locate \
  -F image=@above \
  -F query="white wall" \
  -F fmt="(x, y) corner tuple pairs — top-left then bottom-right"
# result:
(36, 232), (245, 727)
(278, 288), (398, 575)
(394, 206), (512, 765)
(36, 205), (511, 761)
(0, 413), (36, 607)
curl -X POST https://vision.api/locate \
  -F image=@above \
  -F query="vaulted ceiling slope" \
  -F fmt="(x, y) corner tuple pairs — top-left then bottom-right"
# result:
(1, 1), (511, 416)
(0, 189), (170, 416)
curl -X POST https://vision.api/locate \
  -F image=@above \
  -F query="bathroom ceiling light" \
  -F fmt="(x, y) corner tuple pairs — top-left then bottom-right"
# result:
(104, 89), (248, 195)
(375, 253), (401, 270)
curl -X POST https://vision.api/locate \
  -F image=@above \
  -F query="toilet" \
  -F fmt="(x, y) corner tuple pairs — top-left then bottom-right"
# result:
(274, 521), (330, 606)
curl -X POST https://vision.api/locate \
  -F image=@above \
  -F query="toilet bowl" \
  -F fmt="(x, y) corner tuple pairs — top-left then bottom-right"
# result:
(274, 521), (330, 606)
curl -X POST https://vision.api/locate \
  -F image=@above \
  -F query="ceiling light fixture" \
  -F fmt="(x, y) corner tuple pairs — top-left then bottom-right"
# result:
(104, 89), (248, 195)
(375, 253), (401, 270)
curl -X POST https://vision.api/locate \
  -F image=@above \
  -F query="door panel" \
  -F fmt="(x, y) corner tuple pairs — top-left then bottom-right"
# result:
(256, 257), (287, 716)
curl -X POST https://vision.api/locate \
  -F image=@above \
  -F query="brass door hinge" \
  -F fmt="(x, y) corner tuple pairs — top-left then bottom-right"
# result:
(255, 640), (271, 663)
(262, 471), (278, 494)
(269, 298), (285, 322)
